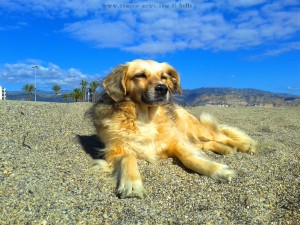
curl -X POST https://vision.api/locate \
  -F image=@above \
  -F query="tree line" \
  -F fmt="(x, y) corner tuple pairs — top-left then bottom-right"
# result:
(22, 80), (100, 102)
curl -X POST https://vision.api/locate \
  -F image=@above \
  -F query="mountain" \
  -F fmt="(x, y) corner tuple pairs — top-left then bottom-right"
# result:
(174, 88), (300, 107)
(5, 88), (300, 106)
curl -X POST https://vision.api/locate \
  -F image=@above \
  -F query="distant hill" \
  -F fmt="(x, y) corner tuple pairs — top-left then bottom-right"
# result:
(174, 88), (300, 107)
(5, 88), (300, 106)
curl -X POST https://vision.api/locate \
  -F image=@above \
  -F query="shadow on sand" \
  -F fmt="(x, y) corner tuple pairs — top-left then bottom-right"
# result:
(77, 134), (105, 160)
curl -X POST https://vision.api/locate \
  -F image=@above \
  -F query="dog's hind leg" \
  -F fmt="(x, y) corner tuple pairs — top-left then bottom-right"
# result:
(195, 141), (237, 155)
(216, 125), (256, 154)
(171, 142), (236, 182)
(199, 113), (256, 155)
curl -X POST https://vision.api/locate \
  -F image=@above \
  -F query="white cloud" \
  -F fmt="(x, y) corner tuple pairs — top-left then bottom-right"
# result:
(64, 19), (134, 48)
(65, 1), (300, 54)
(1, 0), (300, 55)
(0, 60), (99, 90)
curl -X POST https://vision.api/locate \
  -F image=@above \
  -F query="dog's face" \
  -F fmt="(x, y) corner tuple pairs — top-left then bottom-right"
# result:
(102, 59), (182, 105)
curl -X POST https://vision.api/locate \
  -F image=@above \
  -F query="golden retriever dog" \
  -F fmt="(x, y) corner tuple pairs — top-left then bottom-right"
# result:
(90, 59), (256, 198)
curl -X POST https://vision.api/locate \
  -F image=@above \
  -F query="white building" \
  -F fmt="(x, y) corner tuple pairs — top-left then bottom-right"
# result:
(0, 86), (6, 100)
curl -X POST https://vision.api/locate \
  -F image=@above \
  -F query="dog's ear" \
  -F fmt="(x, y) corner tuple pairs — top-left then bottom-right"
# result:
(102, 64), (128, 102)
(165, 65), (182, 95)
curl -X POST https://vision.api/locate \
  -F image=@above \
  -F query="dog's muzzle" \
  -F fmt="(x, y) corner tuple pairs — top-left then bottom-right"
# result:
(142, 84), (170, 105)
(155, 84), (168, 96)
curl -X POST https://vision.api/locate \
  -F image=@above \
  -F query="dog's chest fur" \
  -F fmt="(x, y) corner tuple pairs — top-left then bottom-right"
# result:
(101, 105), (174, 161)
(130, 120), (160, 160)
(129, 109), (174, 160)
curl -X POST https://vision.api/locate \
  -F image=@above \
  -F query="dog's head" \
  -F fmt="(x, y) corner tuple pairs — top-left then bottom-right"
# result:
(102, 59), (182, 106)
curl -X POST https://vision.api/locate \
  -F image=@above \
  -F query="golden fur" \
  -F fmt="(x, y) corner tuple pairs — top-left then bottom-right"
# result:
(90, 59), (256, 198)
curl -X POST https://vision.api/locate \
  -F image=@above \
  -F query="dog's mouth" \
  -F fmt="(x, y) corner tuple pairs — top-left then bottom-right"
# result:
(141, 84), (170, 106)
(142, 94), (170, 105)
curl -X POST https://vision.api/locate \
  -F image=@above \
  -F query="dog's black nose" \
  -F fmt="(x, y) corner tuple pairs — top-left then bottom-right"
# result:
(155, 84), (168, 95)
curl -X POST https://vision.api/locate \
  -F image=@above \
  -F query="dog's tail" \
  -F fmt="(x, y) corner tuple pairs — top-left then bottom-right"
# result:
(199, 112), (218, 130)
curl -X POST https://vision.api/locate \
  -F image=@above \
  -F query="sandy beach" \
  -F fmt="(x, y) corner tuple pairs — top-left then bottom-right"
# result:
(0, 100), (299, 224)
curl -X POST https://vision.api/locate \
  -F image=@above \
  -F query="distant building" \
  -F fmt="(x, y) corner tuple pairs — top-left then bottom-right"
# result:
(0, 86), (6, 100)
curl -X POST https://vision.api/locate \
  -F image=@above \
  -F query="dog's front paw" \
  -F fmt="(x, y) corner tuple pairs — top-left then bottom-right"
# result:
(211, 164), (237, 182)
(247, 141), (257, 155)
(117, 179), (145, 199)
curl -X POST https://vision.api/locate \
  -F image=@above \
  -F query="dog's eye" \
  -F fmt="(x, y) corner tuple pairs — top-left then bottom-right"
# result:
(134, 73), (147, 79)
(161, 75), (168, 80)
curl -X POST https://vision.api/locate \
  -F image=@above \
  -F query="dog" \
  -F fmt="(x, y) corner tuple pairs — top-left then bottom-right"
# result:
(89, 59), (256, 198)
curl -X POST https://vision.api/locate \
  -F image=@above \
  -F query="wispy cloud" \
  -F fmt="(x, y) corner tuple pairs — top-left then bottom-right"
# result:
(0, 60), (99, 90)
(287, 86), (300, 91)
(263, 42), (300, 56)
(247, 41), (300, 60)
(0, 0), (102, 17)
(0, 21), (28, 31)
(1, 0), (300, 55)
(225, 0), (268, 7)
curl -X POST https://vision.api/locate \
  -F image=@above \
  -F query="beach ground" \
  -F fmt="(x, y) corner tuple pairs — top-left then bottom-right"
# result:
(0, 101), (299, 224)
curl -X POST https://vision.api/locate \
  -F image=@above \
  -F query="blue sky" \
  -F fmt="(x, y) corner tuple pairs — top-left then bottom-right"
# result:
(0, 0), (300, 95)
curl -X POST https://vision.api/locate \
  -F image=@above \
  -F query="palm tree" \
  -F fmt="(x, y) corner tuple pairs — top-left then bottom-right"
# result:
(22, 84), (35, 101)
(52, 85), (61, 99)
(80, 80), (88, 102)
(62, 94), (69, 102)
(89, 81), (99, 102)
(71, 88), (82, 102)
